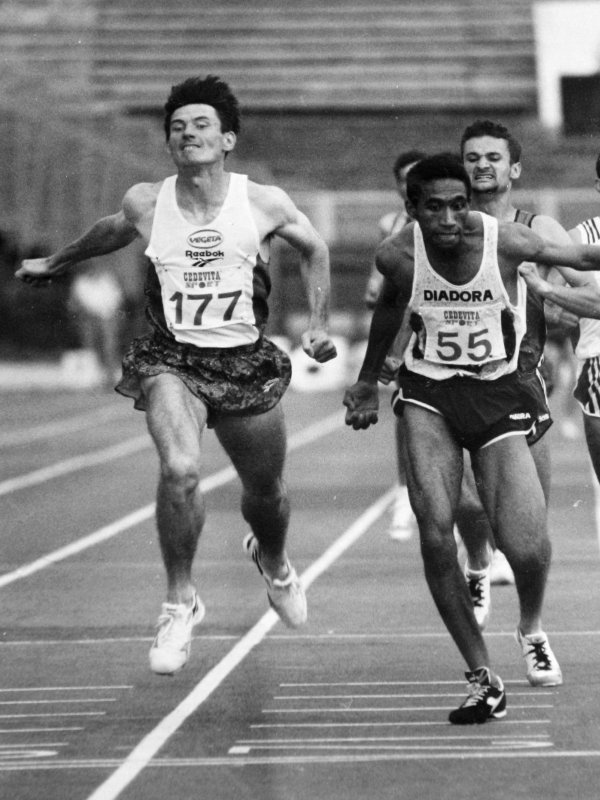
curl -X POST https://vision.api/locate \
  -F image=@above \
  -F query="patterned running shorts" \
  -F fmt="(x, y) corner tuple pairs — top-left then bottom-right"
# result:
(115, 331), (292, 427)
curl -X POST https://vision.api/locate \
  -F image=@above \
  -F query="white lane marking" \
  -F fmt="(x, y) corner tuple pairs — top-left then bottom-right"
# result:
(236, 734), (551, 744)
(229, 741), (553, 752)
(0, 687), (132, 692)
(0, 713), (105, 719)
(251, 719), (551, 729)
(0, 404), (129, 448)
(0, 700), (116, 706)
(0, 410), (345, 590)
(5, 749), (600, 770)
(0, 435), (150, 498)
(0, 727), (84, 733)
(261, 705), (552, 714)
(84, 488), (394, 800)
(273, 691), (545, 699)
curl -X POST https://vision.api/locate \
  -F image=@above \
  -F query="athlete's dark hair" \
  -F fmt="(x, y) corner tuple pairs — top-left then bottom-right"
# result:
(406, 152), (471, 205)
(164, 75), (241, 139)
(392, 150), (427, 181)
(595, 152), (600, 179)
(460, 119), (522, 164)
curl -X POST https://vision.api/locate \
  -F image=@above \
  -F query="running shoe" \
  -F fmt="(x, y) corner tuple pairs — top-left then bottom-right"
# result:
(387, 485), (414, 541)
(243, 533), (307, 628)
(515, 628), (563, 686)
(489, 548), (515, 585)
(449, 667), (507, 725)
(149, 592), (205, 676)
(465, 564), (491, 630)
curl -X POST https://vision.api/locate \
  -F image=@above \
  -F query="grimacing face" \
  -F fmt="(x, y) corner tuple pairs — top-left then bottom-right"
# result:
(167, 103), (236, 166)
(462, 135), (520, 195)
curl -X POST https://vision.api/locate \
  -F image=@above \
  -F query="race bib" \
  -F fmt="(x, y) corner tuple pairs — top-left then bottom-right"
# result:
(160, 265), (251, 331)
(419, 302), (507, 366)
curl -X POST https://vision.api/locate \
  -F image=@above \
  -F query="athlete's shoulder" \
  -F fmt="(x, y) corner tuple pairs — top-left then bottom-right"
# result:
(376, 225), (413, 276)
(122, 181), (163, 221)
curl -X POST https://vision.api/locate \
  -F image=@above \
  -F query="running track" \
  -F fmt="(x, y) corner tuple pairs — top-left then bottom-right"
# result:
(1, 385), (599, 800)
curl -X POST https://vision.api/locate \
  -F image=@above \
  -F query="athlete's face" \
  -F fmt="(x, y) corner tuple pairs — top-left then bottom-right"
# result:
(462, 135), (520, 195)
(407, 179), (470, 250)
(167, 104), (236, 166)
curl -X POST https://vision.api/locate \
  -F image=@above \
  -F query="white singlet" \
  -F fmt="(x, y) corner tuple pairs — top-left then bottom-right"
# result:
(403, 212), (527, 381)
(145, 173), (265, 348)
(573, 216), (600, 360)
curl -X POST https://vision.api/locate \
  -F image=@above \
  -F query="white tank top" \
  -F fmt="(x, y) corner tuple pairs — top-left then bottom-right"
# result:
(145, 173), (265, 348)
(403, 212), (527, 380)
(574, 216), (600, 360)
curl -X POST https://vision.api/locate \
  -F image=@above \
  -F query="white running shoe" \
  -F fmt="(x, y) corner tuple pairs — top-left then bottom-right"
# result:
(149, 592), (205, 676)
(465, 564), (491, 630)
(243, 533), (307, 628)
(489, 548), (515, 585)
(515, 628), (563, 686)
(388, 485), (414, 541)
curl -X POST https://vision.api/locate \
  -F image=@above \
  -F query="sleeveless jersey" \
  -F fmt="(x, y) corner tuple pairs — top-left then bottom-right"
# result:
(404, 211), (527, 381)
(573, 216), (600, 359)
(513, 209), (546, 372)
(144, 173), (270, 348)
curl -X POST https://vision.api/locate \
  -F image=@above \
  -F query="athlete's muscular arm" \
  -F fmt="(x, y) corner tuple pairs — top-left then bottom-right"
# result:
(344, 235), (411, 430)
(15, 183), (153, 286)
(252, 183), (336, 363)
(519, 215), (600, 319)
(500, 221), (600, 274)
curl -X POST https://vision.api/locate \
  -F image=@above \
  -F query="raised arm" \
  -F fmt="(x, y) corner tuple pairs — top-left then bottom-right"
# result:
(516, 215), (600, 319)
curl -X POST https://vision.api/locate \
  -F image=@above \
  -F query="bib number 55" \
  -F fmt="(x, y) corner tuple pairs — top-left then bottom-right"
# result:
(436, 328), (492, 363)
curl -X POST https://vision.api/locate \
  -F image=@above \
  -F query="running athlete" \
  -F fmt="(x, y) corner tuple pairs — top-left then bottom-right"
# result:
(343, 153), (600, 723)
(16, 75), (337, 676)
(569, 152), (600, 481)
(458, 121), (600, 645)
(364, 150), (426, 541)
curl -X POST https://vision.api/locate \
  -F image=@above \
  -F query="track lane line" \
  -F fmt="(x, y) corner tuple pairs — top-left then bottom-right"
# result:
(0, 411), (345, 588)
(84, 487), (395, 800)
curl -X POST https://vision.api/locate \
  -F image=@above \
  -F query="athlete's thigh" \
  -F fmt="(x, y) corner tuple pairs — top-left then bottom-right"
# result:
(214, 403), (287, 488)
(402, 404), (463, 523)
(529, 434), (551, 504)
(472, 435), (544, 526)
(141, 372), (208, 460)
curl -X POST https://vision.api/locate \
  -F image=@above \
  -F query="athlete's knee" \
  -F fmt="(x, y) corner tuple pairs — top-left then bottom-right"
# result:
(159, 452), (202, 500)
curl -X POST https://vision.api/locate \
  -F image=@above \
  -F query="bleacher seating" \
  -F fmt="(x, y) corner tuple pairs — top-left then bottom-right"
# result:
(0, 0), (537, 113)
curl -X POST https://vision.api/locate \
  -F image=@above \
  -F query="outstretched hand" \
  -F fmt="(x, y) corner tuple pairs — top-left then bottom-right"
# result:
(15, 258), (64, 287)
(343, 380), (379, 429)
(301, 330), (337, 363)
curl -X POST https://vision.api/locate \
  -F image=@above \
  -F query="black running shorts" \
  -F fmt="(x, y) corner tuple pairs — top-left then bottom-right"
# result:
(392, 366), (551, 452)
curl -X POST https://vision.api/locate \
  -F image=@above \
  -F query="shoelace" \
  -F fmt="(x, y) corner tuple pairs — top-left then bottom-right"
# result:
(463, 681), (490, 707)
(468, 577), (486, 607)
(526, 640), (552, 671)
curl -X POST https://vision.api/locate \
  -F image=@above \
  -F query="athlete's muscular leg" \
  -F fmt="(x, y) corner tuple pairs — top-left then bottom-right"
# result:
(457, 432), (552, 570)
(582, 414), (600, 483)
(142, 373), (208, 605)
(402, 405), (493, 673)
(215, 403), (290, 580)
(471, 436), (549, 635)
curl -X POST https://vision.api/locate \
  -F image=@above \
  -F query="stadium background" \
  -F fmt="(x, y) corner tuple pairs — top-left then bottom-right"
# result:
(0, 0), (599, 365)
